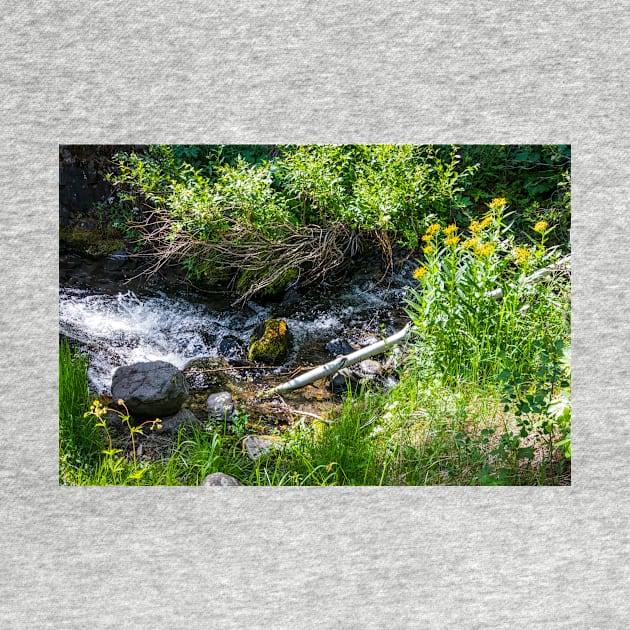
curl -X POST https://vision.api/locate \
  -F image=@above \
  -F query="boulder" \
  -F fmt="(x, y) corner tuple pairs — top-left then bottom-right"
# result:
(243, 435), (284, 460)
(218, 335), (244, 361)
(154, 408), (199, 434)
(248, 319), (291, 364)
(207, 391), (235, 422)
(202, 472), (243, 486)
(111, 360), (189, 420)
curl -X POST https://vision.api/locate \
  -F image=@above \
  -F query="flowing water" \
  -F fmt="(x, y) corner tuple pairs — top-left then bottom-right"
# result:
(59, 255), (416, 394)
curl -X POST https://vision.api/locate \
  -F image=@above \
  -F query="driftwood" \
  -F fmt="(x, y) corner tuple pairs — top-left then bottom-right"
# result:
(262, 254), (571, 397)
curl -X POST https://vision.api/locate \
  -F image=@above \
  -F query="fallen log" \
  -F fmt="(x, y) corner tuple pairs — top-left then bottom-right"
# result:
(262, 254), (571, 397)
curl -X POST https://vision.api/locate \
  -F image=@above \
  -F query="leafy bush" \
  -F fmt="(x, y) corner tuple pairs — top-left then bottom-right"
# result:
(456, 144), (571, 244)
(109, 144), (479, 299)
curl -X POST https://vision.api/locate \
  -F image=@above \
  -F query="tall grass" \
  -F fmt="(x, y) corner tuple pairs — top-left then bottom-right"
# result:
(59, 339), (103, 481)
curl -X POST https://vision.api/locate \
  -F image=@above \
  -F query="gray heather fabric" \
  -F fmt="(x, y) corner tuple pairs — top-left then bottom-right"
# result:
(1, 1), (628, 627)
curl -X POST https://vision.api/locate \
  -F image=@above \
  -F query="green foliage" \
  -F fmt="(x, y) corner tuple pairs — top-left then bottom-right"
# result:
(405, 199), (569, 385)
(456, 144), (571, 245)
(109, 144), (482, 295)
(497, 339), (571, 473)
(59, 340), (103, 480)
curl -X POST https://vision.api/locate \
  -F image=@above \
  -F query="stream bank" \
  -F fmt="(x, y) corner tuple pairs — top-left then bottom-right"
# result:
(60, 248), (416, 431)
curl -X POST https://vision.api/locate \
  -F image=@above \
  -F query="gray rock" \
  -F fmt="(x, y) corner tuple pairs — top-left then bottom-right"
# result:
(330, 359), (384, 393)
(202, 472), (243, 486)
(154, 408), (198, 434)
(207, 391), (235, 422)
(111, 361), (189, 420)
(325, 338), (355, 356)
(243, 435), (284, 460)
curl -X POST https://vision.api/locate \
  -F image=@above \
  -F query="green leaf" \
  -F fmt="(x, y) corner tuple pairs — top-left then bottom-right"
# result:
(516, 446), (534, 459)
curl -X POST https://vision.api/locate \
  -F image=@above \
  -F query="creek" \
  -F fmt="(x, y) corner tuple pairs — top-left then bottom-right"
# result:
(59, 253), (416, 397)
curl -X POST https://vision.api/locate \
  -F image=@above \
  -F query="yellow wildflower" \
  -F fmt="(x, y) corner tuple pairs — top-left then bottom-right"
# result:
(444, 234), (460, 247)
(513, 246), (531, 266)
(488, 197), (507, 210)
(413, 266), (428, 280)
(421, 234), (433, 242)
(469, 219), (482, 234)
(443, 223), (458, 235)
(423, 245), (434, 254)
(463, 237), (480, 249)
(480, 215), (493, 229)
(534, 220), (549, 233)
(427, 223), (441, 235)
(475, 242), (494, 257)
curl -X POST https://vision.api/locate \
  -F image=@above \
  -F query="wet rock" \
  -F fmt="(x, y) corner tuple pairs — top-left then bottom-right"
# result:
(218, 335), (244, 361)
(154, 408), (199, 433)
(104, 249), (128, 270)
(60, 204), (71, 227)
(207, 392), (235, 422)
(183, 357), (231, 392)
(111, 360), (189, 420)
(325, 338), (355, 357)
(330, 359), (385, 393)
(248, 319), (291, 364)
(243, 435), (284, 460)
(281, 288), (301, 307)
(203, 472), (243, 486)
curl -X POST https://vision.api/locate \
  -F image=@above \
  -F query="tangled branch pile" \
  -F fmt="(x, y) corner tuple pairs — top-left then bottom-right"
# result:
(130, 211), (365, 303)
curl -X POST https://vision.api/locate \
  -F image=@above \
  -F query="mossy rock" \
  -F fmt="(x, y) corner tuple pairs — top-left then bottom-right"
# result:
(60, 225), (125, 257)
(248, 319), (291, 364)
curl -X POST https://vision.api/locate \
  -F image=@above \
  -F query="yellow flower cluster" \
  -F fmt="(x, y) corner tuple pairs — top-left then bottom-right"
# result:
(423, 244), (434, 254)
(422, 223), (441, 242)
(475, 243), (494, 257)
(488, 197), (507, 210)
(513, 246), (531, 266)
(443, 224), (458, 235)
(413, 266), (428, 280)
(444, 234), (460, 247)
(464, 237), (480, 249)
(85, 399), (105, 419)
(534, 220), (549, 233)
(470, 215), (493, 234)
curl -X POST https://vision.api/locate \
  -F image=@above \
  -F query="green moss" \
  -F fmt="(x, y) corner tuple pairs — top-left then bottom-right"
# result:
(60, 225), (124, 256)
(248, 319), (291, 364)
(236, 267), (298, 297)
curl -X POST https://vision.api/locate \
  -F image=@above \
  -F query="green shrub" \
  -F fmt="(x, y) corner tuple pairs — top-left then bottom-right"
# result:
(109, 144), (480, 299)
